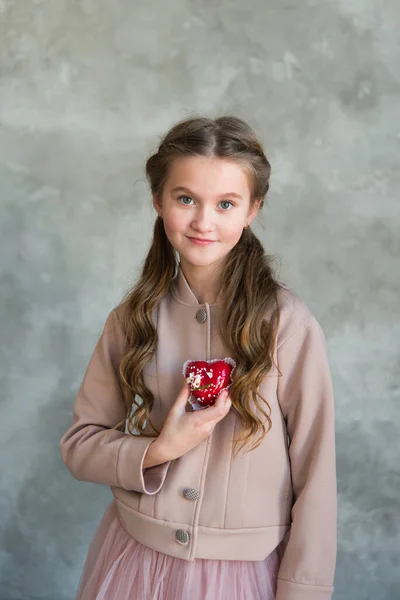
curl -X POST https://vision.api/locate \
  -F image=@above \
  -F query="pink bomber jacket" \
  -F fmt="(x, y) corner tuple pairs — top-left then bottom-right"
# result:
(60, 264), (338, 600)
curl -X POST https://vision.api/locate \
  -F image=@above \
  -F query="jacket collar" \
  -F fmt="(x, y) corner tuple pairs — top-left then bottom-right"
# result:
(171, 263), (223, 307)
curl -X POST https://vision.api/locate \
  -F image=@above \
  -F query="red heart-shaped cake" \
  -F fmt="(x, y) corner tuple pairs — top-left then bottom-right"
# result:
(182, 357), (236, 410)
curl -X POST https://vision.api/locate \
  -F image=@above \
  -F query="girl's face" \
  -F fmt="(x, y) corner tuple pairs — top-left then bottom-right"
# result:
(153, 156), (260, 273)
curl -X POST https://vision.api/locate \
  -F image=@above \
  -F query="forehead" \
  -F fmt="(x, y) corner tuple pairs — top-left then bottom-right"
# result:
(165, 156), (251, 198)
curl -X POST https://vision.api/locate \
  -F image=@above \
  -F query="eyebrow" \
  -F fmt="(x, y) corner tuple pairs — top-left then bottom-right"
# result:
(171, 186), (243, 200)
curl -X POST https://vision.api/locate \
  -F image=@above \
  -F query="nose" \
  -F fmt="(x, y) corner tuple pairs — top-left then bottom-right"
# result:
(191, 207), (214, 233)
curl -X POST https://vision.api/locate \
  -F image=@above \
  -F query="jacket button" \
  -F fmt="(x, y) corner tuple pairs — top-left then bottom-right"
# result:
(175, 529), (190, 545)
(182, 487), (200, 501)
(195, 308), (207, 323)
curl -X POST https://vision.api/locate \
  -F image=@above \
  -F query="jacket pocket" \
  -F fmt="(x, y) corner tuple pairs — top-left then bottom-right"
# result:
(111, 485), (141, 512)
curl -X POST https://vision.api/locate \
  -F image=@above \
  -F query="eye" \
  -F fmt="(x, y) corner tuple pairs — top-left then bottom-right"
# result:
(177, 196), (234, 210)
(219, 200), (234, 210)
(178, 195), (194, 205)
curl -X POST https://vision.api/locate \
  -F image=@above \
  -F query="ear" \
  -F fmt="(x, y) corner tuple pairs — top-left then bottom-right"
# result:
(246, 198), (262, 225)
(153, 194), (162, 215)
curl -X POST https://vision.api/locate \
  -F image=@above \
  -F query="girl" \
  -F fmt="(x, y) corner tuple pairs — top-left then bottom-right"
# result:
(60, 115), (337, 600)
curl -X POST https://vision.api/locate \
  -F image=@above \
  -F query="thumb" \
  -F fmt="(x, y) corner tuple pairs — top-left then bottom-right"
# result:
(173, 379), (192, 412)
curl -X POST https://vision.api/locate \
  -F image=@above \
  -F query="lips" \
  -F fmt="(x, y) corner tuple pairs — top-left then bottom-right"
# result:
(182, 357), (236, 410)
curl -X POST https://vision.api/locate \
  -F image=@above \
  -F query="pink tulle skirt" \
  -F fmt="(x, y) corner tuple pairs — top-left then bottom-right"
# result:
(75, 499), (286, 600)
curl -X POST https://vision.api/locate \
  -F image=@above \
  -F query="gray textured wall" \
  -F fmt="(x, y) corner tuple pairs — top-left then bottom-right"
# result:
(1, 1), (399, 599)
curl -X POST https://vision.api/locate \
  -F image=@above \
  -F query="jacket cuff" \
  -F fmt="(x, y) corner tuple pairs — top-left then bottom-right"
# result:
(116, 434), (171, 494)
(276, 578), (334, 600)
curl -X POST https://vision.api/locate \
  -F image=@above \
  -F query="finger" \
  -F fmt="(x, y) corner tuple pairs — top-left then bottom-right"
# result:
(197, 390), (231, 421)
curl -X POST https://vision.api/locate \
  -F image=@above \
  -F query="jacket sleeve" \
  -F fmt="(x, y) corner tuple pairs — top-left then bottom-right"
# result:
(60, 308), (172, 494)
(275, 315), (337, 600)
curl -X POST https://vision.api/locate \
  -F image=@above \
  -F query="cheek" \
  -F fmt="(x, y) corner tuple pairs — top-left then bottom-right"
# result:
(224, 222), (245, 244)
(163, 212), (185, 239)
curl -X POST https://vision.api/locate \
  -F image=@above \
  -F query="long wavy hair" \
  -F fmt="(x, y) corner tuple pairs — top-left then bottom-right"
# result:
(110, 115), (286, 457)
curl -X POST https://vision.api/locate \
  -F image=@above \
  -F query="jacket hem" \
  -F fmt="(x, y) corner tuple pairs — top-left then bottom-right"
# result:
(113, 494), (290, 562)
(276, 577), (334, 600)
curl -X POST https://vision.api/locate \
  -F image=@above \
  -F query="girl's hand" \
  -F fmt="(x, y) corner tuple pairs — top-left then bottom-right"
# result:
(154, 380), (232, 462)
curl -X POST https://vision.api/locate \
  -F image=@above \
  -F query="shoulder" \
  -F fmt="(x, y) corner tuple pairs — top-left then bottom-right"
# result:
(112, 299), (130, 325)
(99, 301), (130, 353)
(274, 285), (319, 348)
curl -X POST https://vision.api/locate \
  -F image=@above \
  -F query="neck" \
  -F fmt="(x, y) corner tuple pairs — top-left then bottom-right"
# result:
(179, 261), (223, 305)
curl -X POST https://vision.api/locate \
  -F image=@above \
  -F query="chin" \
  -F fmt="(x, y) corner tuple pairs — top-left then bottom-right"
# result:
(182, 256), (217, 267)
(182, 250), (228, 268)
